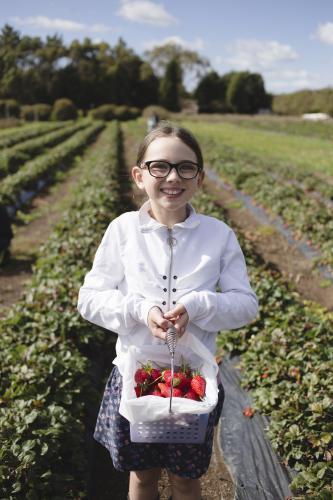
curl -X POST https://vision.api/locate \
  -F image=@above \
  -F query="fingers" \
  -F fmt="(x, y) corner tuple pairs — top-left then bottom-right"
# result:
(172, 311), (189, 337)
(148, 307), (173, 340)
(164, 303), (186, 319)
(148, 304), (189, 340)
(152, 327), (167, 341)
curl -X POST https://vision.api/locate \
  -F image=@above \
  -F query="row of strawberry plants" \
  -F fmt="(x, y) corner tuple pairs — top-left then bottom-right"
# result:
(193, 190), (333, 498)
(0, 122), (63, 149)
(182, 122), (333, 270)
(182, 120), (333, 202)
(0, 122), (128, 498)
(0, 122), (104, 208)
(221, 115), (333, 141)
(0, 120), (90, 179)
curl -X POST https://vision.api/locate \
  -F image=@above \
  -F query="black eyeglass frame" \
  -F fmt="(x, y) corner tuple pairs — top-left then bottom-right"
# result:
(140, 160), (203, 179)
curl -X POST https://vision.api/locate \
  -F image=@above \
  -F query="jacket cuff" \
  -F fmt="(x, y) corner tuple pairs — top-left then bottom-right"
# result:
(179, 291), (199, 322)
(135, 299), (162, 327)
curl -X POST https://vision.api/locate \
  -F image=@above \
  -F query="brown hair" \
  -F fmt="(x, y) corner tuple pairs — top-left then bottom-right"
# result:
(136, 121), (204, 169)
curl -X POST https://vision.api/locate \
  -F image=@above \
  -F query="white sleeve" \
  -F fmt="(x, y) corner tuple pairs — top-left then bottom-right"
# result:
(180, 230), (259, 332)
(77, 220), (158, 335)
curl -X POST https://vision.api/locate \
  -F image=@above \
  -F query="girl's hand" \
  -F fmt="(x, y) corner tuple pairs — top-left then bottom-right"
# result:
(147, 306), (173, 341)
(163, 303), (189, 337)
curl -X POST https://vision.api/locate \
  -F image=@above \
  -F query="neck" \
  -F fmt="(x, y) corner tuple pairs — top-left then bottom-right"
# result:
(148, 203), (188, 228)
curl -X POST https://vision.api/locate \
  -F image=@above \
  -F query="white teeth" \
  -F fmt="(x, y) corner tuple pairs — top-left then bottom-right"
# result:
(162, 189), (182, 195)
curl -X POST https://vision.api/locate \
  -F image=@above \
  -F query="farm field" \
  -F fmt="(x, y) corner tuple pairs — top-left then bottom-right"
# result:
(0, 117), (332, 498)
(191, 113), (333, 141)
(183, 117), (333, 176)
(181, 119), (333, 275)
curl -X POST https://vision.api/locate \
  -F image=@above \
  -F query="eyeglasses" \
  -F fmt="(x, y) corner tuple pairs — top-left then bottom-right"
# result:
(140, 160), (202, 179)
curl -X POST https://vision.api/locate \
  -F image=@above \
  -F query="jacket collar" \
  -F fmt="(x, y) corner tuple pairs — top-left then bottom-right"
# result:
(138, 200), (200, 232)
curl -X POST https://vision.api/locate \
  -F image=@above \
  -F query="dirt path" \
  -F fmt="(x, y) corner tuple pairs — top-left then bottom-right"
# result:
(0, 157), (86, 318)
(203, 174), (333, 311)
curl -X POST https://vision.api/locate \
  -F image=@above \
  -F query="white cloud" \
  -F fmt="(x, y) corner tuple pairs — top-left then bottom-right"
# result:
(142, 35), (204, 51)
(314, 22), (333, 45)
(226, 39), (298, 71)
(264, 69), (321, 93)
(117, 0), (177, 26)
(10, 15), (111, 33)
(90, 24), (112, 33)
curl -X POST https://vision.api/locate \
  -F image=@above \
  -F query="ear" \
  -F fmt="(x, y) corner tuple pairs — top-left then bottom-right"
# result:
(132, 166), (145, 189)
(197, 169), (205, 188)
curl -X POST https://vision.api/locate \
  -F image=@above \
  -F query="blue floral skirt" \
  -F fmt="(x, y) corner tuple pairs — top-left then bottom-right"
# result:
(93, 366), (225, 479)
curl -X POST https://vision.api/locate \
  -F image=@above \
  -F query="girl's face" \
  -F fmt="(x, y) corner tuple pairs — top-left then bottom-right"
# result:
(132, 137), (205, 224)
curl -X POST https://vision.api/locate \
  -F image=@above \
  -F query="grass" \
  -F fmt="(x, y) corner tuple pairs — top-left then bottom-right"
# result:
(181, 120), (333, 177)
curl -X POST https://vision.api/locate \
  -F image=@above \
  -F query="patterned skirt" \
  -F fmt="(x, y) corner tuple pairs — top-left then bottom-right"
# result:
(93, 366), (225, 479)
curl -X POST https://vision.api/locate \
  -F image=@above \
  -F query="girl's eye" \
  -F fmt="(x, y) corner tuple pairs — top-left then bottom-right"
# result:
(179, 163), (197, 174)
(150, 161), (169, 173)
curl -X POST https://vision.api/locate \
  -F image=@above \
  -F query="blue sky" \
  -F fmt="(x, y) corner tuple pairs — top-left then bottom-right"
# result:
(1, 0), (333, 94)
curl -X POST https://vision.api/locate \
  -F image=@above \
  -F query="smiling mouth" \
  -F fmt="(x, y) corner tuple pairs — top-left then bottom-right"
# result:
(160, 188), (185, 195)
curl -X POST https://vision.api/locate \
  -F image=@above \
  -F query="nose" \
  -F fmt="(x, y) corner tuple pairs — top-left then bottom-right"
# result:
(166, 166), (181, 181)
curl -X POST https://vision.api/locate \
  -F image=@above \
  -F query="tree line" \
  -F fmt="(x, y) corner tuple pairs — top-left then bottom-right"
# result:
(272, 88), (333, 116)
(2, 24), (330, 116)
(0, 24), (272, 115)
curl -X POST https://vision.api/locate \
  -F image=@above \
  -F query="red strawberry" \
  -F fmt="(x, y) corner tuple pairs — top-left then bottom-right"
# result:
(190, 374), (206, 398)
(152, 388), (163, 397)
(184, 390), (200, 400)
(162, 369), (172, 385)
(174, 372), (191, 390)
(171, 387), (183, 398)
(243, 407), (255, 418)
(158, 383), (168, 397)
(163, 387), (183, 398)
(135, 386), (143, 398)
(150, 368), (162, 383)
(147, 388), (163, 397)
(134, 368), (150, 385)
(157, 383), (182, 398)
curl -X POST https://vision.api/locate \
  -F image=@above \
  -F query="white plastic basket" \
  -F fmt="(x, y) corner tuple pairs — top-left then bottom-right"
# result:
(130, 412), (209, 444)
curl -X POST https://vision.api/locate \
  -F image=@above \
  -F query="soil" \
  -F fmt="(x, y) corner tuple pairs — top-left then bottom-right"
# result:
(203, 175), (333, 311)
(0, 158), (84, 318)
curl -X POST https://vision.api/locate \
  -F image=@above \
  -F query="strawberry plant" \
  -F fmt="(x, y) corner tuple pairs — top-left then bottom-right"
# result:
(0, 120), (90, 178)
(193, 190), (333, 497)
(0, 122), (131, 497)
(0, 122), (63, 149)
(0, 122), (104, 207)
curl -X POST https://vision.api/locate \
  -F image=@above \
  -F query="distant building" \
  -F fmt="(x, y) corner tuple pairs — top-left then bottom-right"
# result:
(302, 112), (331, 121)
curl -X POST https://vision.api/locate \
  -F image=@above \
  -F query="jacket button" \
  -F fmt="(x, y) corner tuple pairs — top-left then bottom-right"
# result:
(172, 288), (176, 292)
(163, 288), (167, 292)
(173, 275), (177, 279)
(162, 301), (166, 305)
(172, 301), (176, 305)
(163, 275), (167, 280)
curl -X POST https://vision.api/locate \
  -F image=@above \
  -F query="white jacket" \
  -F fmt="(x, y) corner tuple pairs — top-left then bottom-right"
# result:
(77, 201), (258, 374)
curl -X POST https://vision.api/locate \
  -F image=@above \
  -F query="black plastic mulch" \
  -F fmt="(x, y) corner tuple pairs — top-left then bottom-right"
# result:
(219, 354), (296, 500)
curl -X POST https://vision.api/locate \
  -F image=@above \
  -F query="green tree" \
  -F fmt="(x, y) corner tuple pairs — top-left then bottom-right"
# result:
(226, 71), (268, 114)
(136, 62), (159, 107)
(0, 26), (160, 110)
(145, 42), (209, 90)
(0, 24), (22, 98)
(195, 71), (232, 112)
(159, 58), (182, 111)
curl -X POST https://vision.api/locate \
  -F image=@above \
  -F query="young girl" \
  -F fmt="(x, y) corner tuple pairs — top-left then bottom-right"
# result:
(77, 122), (258, 500)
